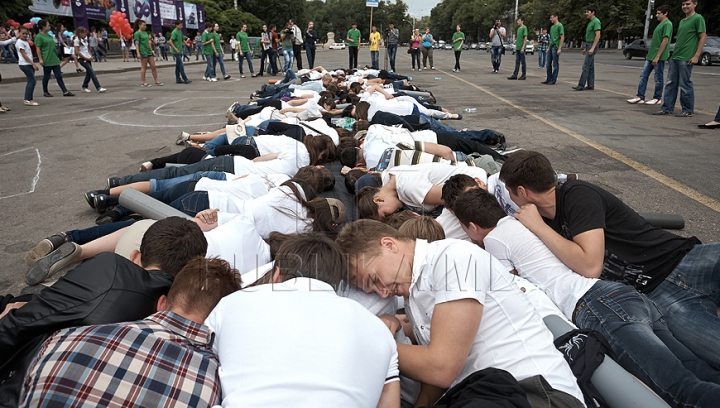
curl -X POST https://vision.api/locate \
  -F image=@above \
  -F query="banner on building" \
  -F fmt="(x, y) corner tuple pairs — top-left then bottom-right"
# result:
(29, 0), (73, 17)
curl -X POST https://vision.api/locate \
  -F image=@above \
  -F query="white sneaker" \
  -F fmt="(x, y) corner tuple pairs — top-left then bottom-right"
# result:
(418, 68), (422, 71)
(176, 132), (190, 145)
(202, 76), (207, 80)
(627, 97), (643, 104)
(82, 88), (91, 93)
(646, 98), (662, 105)
(210, 78), (218, 82)
(98, 88), (107, 93)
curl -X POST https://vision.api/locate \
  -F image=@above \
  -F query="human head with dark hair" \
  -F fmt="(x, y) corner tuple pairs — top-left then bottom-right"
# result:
(38, 19), (51, 32)
(318, 166), (336, 191)
(164, 257), (242, 320)
(338, 137), (357, 152)
(349, 82), (363, 94)
(656, 4), (671, 18)
(303, 134), (335, 164)
(441, 174), (486, 212)
(384, 210), (418, 229)
(498, 150), (555, 206)
(355, 184), (402, 220)
(355, 101), (370, 120)
(453, 188), (507, 244)
(175, 20), (183, 28)
(353, 119), (370, 134)
(205, 22), (214, 31)
(336, 219), (414, 297)
(307, 197), (346, 237)
(134, 19), (146, 32)
(138, 217), (208, 276)
(253, 233), (347, 290)
(344, 169), (367, 194)
(517, 15), (525, 24)
(294, 165), (325, 194)
(339, 146), (363, 168)
(399, 216), (445, 242)
(586, 5), (597, 16)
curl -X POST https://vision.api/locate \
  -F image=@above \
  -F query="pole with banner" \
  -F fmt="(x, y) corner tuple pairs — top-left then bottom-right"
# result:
(72, 0), (90, 29)
(150, 0), (162, 34)
(366, 0), (378, 35)
(175, 0), (187, 35)
(197, 5), (205, 30)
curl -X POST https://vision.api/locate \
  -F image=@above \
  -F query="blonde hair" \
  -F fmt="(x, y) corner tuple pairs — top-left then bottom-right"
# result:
(398, 216), (445, 242)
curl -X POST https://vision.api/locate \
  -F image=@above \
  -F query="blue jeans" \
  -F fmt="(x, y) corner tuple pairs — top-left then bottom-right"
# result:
(41, 65), (68, 94)
(217, 52), (227, 76)
(371, 50), (379, 69)
(119, 156), (234, 185)
(546, 46), (560, 83)
(170, 191), (210, 216)
(282, 48), (294, 73)
(410, 48), (420, 69)
(491, 46), (502, 71)
(715, 105), (720, 122)
(238, 51), (254, 75)
(512, 51), (526, 77)
(65, 220), (138, 244)
(174, 53), (188, 82)
(305, 44), (315, 69)
(576, 280), (720, 408)
(267, 49), (279, 74)
(78, 60), (101, 90)
(149, 171), (227, 193)
(19, 65), (37, 101)
(2, 45), (16, 63)
(90, 46), (100, 62)
(387, 44), (397, 71)
(538, 48), (546, 67)
(418, 115), (496, 143)
(578, 43), (595, 88)
(204, 54), (216, 78)
(636, 60), (664, 101)
(203, 132), (257, 156)
(648, 243), (720, 371)
(196, 47), (204, 60)
(661, 59), (694, 114)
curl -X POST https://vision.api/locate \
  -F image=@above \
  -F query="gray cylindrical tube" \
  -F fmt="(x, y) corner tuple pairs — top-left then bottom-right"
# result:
(118, 187), (191, 220)
(638, 213), (685, 230)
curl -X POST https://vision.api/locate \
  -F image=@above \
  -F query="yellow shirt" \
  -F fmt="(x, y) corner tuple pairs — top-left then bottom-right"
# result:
(369, 32), (381, 51)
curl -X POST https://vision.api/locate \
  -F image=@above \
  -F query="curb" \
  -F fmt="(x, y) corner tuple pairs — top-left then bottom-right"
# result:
(0, 59), (207, 85)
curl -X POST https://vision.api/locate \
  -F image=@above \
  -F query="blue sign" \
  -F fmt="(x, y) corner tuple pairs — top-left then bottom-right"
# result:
(366, 0), (378, 7)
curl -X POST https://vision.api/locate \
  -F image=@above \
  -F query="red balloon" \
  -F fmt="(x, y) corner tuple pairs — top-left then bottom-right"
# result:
(23, 22), (33, 29)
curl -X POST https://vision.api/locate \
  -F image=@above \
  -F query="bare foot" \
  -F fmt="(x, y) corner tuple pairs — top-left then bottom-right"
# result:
(704, 121), (720, 126)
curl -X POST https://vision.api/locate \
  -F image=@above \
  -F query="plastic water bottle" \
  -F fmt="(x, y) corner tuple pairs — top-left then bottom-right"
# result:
(462, 108), (477, 113)
(434, 77), (441, 81)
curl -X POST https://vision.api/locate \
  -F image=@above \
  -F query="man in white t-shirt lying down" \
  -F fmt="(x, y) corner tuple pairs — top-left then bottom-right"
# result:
(453, 187), (720, 408)
(336, 220), (585, 407)
(205, 233), (401, 408)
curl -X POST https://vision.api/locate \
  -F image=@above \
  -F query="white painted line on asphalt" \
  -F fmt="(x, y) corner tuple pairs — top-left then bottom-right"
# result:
(0, 98), (146, 122)
(0, 148), (41, 200)
(153, 97), (230, 117)
(97, 113), (220, 127)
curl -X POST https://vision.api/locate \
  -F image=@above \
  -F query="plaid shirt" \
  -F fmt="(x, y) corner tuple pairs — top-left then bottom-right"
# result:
(21, 311), (220, 408)
(538, 33), (550, 51)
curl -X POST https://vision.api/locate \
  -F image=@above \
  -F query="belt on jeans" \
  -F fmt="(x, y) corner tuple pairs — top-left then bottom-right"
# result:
(572, 300), (586, 323)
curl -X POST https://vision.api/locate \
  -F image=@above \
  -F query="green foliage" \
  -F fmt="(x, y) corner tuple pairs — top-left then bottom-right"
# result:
(0, 0), (33, 23)
(220, 9), (264, 37)
(305, 0), (410, 43)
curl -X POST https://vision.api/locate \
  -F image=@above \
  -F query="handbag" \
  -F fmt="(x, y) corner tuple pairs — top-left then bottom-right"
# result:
(225, 122), (247, 144)
(498, 29), (506, 55)
(407, 46), (412, 54)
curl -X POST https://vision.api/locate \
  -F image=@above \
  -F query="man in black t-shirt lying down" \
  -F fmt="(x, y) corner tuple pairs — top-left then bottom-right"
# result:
(498, 151), (720, 372)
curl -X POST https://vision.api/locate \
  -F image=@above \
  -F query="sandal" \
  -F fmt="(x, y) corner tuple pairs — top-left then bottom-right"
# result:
(240, 75), (246, 78)
(141, 83), (151, 87)
(0, 106), (8, 112)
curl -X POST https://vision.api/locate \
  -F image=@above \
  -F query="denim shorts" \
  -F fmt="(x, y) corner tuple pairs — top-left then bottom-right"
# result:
(140, 54), (153, 58)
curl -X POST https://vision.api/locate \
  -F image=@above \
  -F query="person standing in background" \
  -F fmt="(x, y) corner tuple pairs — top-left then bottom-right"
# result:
(89, 28), (100, 62)
(170, 20), (191, 84)
(35, 19), (74, 97)
(386, 22), (399, 73)
(101, 28), (108, 49)
(259, 24), (271, 76)
(74, 27), (107, 93)
(369, 25), (380, 70)
(346, 22), (361, 70)
(194, 31), (204, 60)
(280, 21), (295, 74)
(489, 20), (506, 73)
(537, 27), (549, 69)
(202, 23), (217, 81)
(16, 27), (39, 106)
(229, 35), (237, 61)
(236, 24), (256, 78)
(627, 5), (672, 105)
(305, 21), (317, 69)
(421, 27), (435, 70)
(268, 24), (280, 75)
(508, 16), (527, 80)
(573, 5), (601, 91)
(291, 19), (303, 70)
(452, 24), (465, 72)
(410, 28), (421, 71)
(542, 12), (564, 85)
(214, 24), (231, 80)
(134, 19), (162, 87)
(158, 32), (168, 61)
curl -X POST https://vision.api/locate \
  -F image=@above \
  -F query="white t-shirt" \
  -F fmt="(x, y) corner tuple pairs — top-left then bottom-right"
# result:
(197, 173), (291, 212)
(407, 239), (584, 403)
(205, 215), (272, 275)
(300, 118), (340, 146)
(436, 208), (470, 241)
(16, 39), (33, 65)
(230, 38), (236, 49)
(381, 163), (488, 212)
(73, 37), (91, 60)
(367, 99), (416, 121)
(337, 281), (399, 317)
(232, 135), (310, 177)
(205, 278), (400, 408)
(484, 217), (599, 319)
(215, 183), (311, 239)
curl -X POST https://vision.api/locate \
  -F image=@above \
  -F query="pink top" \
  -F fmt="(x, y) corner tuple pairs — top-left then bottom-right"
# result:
(411, 36), (421, 49)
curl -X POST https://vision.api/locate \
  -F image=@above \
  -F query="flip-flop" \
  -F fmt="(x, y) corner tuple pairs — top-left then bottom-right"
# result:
(698, 124), (720, 129)
(141, 84), (151, 87)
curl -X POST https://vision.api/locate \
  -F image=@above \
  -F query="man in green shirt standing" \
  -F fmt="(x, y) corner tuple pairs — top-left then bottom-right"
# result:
(214, 23), (230, 80)
(627, 6), (672, 105)
(542, 12), (564, 85)
(236, 24), (256, 77)
(573, 5), (601, 91)
(346, 22), (361, 70)
(452, 24), (465, 72)
(280, 21), (295, 73)
(35, 19), (73, 97)
(655, 0), (706, 117)
(508, 16), (528, 80)
(201, 22), (218, 82)
(170, 20), (190, 84)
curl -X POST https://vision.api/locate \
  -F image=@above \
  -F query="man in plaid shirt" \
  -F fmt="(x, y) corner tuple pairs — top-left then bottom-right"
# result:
(19, 258), (242, 408)
(538, 28), (550, 68)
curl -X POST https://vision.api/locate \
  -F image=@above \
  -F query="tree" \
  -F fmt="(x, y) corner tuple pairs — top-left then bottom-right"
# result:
(0, 0), (32, 23)
(221, 9), (264, 36)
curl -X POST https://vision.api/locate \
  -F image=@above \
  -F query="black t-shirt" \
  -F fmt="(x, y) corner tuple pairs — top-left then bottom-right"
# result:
(548, 180), (700, 293)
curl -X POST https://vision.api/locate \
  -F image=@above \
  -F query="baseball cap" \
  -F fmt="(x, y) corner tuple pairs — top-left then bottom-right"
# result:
(354, 130), (368, 140)
(326, 198), (347, 224)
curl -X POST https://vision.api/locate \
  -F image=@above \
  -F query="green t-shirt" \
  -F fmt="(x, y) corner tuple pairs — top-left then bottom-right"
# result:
(170, 28), (183, 54)
(35, 32), (60, 66)
(134, 30), (152, 56)
(213, 32), (222, 53)
(550, 22), (564, 48)
(452, 31), (465, 51)
(347, 28), (361, 47)
(516, 25), (528, 50)
(672, 13), (706, 61)
(236, 31), (250, 53)
(281, 30), (293, 49)
(586, 17), (601, 43)
(201, 31), (213, 55)
(647, 19), (673, 62)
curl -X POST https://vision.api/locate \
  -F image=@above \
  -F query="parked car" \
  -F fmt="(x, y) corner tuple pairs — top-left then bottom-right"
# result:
(328, 42), (346, 50)
(623, 39), (648, 60)
(462, 43), (469, 50)
(512, 41), (535, 55)
(470, 43), (478, 49)
(443, 43), (453, 50)
(669, 36), (720, 66)
(504, 41), (515, 52)
(432, 42), (442, 49)
(479, 42), (489, 51)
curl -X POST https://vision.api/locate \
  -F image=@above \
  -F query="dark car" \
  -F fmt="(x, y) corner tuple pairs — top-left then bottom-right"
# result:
(669, 36), (720, 66)
(623, 39), (648, 60)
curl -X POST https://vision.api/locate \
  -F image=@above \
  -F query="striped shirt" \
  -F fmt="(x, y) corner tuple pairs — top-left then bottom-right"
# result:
(21, 311), (220, 408)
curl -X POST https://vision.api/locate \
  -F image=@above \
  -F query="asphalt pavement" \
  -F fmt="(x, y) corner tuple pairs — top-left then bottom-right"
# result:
(0, 48), (718, 294)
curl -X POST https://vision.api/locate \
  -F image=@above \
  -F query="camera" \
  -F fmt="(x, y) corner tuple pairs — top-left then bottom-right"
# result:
(285, 28), (292, 35)
(384, 28), (390, 36)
